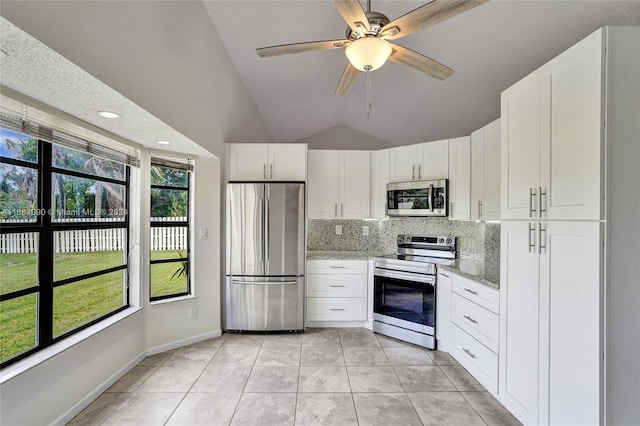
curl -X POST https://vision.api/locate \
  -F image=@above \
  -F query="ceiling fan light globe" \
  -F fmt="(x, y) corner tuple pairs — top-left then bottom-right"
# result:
(345, 37), (392, 72)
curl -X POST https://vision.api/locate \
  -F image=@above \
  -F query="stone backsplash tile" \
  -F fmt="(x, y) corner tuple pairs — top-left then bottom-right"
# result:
(308, 217), (499, 260)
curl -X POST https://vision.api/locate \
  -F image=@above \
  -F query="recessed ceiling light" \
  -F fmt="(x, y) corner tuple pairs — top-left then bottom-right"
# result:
(156, 140), (171, 145)
(97, 111), (120, 119)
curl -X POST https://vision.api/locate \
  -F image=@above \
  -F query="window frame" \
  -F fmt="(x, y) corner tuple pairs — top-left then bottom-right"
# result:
(149, 163), (191, 302)
(0, 137), (130, 368)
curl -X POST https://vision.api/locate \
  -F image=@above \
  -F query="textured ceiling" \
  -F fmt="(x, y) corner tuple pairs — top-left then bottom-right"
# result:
(204, 0), (640, 146)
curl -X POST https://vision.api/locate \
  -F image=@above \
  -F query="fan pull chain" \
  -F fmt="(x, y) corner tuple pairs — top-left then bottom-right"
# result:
(366, 66), (372, 119)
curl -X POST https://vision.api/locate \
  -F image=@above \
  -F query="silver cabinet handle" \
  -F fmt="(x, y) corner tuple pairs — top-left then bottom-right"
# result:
(329, 285), (346, 287)
(478, 200), (483, 219)
(539, 186), (547, 217)
(463, 315), (478, 324)
(463, 348), (477, 359)
(528, 222), (536, 253)
(329, 308), (346, 311)
(529, 187), (537, 218)
(329, 266), (346, 269)
(418, 164), (422, 180)
(263, 164), (267, 179)
(341, 203), (344, 217)
(412, 165), (416, 180)
(450, 202), (454, 219)
(334, 203), (338, 218)
(463, 288), (478, 296)
(270, 164), (274, 179)
(539, 223), (547, 254)
(439, 273), (450, 278)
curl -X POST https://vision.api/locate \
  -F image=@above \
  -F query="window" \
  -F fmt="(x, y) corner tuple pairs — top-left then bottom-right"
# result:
(149, 159), (192, 301)
(0, 127), (130, 367)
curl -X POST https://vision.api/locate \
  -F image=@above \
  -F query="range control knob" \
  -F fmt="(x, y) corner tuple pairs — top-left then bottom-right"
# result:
(438, 238), (444, 244)
(446, 238), (453, 244)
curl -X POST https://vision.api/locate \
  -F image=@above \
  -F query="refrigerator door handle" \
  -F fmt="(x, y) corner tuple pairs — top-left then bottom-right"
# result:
(264, 188), (270, 267)
(232, 280), (298, 286)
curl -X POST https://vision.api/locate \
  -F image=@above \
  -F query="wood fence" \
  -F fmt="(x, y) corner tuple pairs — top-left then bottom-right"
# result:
(0, 217), (187, 254)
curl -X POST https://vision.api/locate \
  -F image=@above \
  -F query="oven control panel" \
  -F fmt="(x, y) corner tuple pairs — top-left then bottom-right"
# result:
(397, 234), (455, 249)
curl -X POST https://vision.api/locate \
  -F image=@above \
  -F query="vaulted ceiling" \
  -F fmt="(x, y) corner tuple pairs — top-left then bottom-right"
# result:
(204, 0), (640, 147)
(1, 1), (639, 154)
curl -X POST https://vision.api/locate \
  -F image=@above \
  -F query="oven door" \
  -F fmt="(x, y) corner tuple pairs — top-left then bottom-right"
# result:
(373, 268), (436, 335)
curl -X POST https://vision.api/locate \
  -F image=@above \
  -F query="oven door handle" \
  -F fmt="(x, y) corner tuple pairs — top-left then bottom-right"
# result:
(374, 268), (435, 285)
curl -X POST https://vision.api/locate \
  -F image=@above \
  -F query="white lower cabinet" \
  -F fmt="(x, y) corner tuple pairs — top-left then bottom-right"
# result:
(499, 220), (602, 425)
(445, 272), (500, 395)
(306, 260), (368, 324)
(436, 271), (453, 352)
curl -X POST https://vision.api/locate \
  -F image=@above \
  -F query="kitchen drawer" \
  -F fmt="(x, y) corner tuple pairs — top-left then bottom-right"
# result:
(307, 274), (367, 298)
(306, 297), (367, 321)
(451, 293), (499, 353)
(452, 274), (499, 314)
(451, 324), (498, 394)
(307, 260), (368, 274)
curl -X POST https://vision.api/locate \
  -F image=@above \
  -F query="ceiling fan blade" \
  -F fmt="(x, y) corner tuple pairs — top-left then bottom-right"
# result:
(334, 0), (370, 36)
(257, 40), (350, 57)
(336, 62), (361, 96)
(380, 0), (488, 40)
(388, 44), (453, 80)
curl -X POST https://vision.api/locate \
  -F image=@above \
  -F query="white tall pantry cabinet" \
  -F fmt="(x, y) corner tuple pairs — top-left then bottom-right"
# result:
(498, 27), (640, 426)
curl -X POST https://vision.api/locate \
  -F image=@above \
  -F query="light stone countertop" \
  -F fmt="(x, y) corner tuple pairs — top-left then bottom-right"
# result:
(306, 251), (389, 261)
(438, 258), (500, 289)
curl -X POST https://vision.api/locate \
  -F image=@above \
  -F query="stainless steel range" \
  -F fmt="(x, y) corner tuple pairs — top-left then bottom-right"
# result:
(373, 234), (456, 349)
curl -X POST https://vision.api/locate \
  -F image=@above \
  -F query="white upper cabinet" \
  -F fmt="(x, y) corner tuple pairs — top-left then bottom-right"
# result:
(472, 119), (501, 221)
(501, 29), (603, 220)
(227, 143), (307, 181)
(370, 149), (390, 219)
(448, 136), (471, 220)
(389, 139), (449, 183)
(308, 150), (370, 219)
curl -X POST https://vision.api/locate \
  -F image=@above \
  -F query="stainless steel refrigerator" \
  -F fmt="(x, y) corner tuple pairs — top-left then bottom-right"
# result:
(225, 182), (305, 332)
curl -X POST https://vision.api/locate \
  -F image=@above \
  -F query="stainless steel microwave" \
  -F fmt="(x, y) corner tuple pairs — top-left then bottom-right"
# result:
(386, 179), (448, 217)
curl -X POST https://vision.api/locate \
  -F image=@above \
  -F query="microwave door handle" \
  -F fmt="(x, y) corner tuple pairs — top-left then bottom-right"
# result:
(429, 183), (434, 212)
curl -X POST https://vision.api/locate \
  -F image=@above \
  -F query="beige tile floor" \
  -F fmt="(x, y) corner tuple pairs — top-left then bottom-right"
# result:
(68, 328), (521, 425)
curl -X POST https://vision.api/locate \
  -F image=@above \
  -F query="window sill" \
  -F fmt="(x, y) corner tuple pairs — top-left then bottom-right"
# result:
(0, 306), (143, 385)
(149, 294), (195, 306)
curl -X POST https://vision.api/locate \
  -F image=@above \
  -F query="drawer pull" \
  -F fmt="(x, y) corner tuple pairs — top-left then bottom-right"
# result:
(463, 348), (477, 359)
(463, 315), (478, 324)
(329, 285), (346, 288)
(439, 273), (450, 278)
(464, 288), (479, 296)
(329, 308), (346, 311)
(329, 266), (346, 269)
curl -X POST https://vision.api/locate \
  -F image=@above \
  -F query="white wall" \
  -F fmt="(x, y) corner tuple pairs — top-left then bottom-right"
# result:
(0, 312), (145, 426)
(298, 125), (392, 150)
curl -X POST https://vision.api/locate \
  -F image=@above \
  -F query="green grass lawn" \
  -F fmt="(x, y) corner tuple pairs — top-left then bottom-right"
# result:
(0, 250), (187, 363)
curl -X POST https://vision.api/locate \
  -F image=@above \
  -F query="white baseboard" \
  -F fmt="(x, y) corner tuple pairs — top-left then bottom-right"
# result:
(305, 321), (367, 328)
(52, 350), (146, 426)
(146, 329), (222, 356)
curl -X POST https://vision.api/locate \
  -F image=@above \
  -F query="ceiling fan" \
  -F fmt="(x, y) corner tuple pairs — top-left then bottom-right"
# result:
(256, 0), (488, 95)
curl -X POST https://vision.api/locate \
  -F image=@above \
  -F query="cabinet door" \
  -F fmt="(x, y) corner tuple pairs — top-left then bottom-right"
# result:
(418, 139), (449, 180)
(538, 221), (602, 425)
(541, 30), (603, 220)
(436, 271), (453, 352)
(307, 151), (339, 218)
(228, 144), (268, 180)
(339, 151), (370, 219)
(501, 71), (542, 220)
(499, 221), (541, 425)
(268, 144), (307, 181)
(483, 119), (501, 220)
(370, 149), (390, 219)
(470, 128), (484, 220)
(448, 136), (471, 220)
(389, 144), (419, 182)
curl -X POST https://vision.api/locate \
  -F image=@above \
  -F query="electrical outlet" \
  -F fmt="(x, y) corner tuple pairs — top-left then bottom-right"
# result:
(335, 225), (342, 235)
(363, 226), (369, 236)
(188, 306), (197, 319)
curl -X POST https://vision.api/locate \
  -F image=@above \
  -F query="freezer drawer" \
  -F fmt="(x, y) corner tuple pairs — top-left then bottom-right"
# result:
(225, 276), (304, 331)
